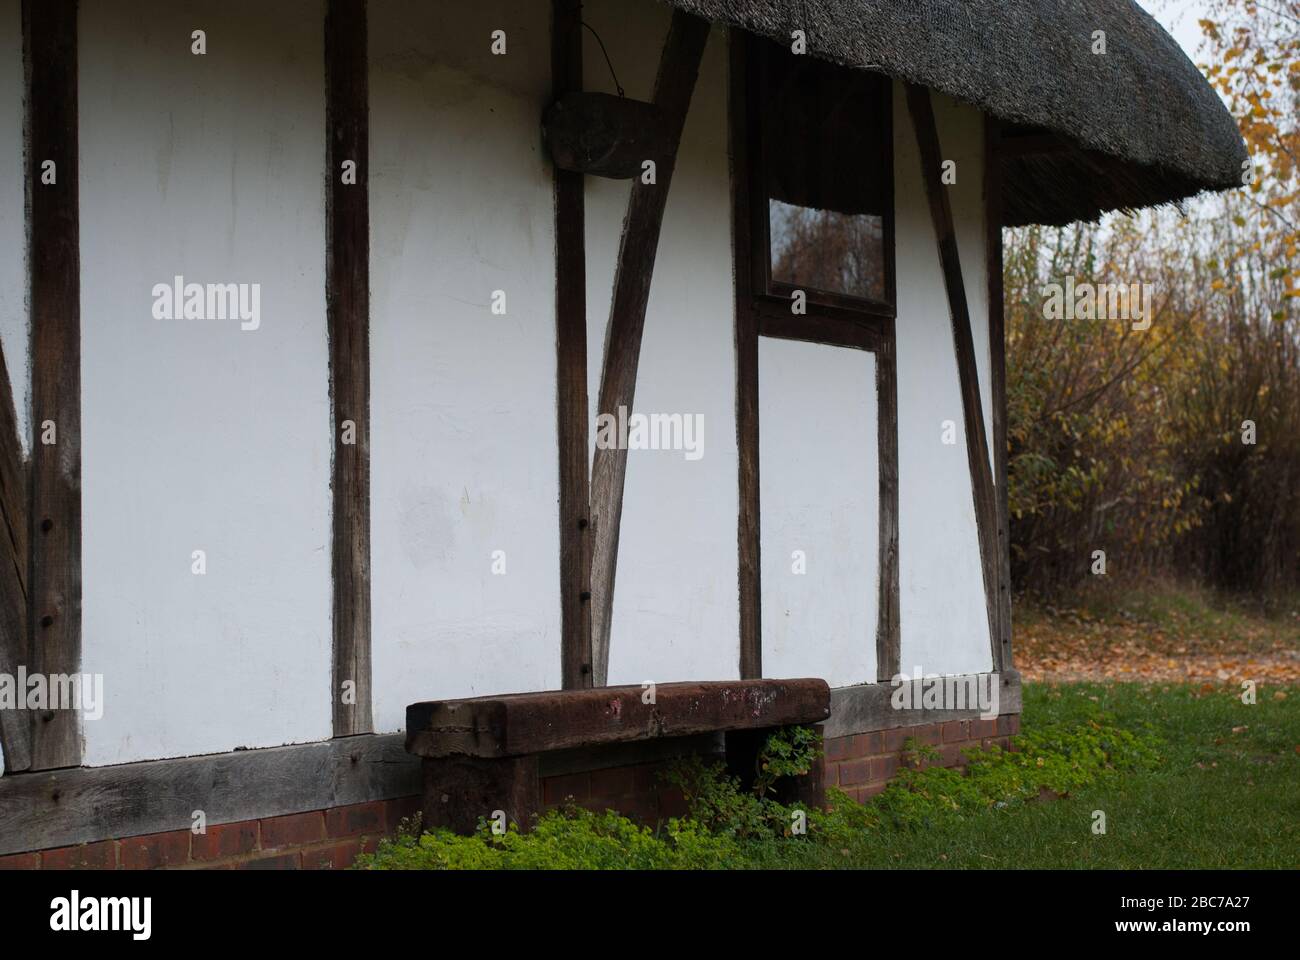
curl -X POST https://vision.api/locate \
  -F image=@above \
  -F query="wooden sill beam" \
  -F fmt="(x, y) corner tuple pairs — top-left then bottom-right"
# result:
(588, 11), (710, 686)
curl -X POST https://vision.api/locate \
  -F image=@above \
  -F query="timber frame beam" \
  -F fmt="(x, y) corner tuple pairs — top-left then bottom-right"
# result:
(589, 10), (711, 686)
(904, 83), (1003, 671)
(729, 32), (761, 678)
(25, 0), (82, 771)
(985, 117), (1014, 671)
(553, 0), (593, 689)
(326, 0), (374, 738)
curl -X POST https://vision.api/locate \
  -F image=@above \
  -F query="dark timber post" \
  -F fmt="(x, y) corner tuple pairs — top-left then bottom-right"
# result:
(729, 30), (761, 679)
(874, 330), (901, 681)
(985, 115), (1013, 672)
(589, 11), (710, 685)
(326, 0), (373, 736)
(25, 0), (82, 771)
(553, 0), (593, 689)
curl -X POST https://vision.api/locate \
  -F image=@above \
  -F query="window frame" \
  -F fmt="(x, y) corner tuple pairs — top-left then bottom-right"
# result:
(747, 37), (897, 326)
(730, 28), (900, 685)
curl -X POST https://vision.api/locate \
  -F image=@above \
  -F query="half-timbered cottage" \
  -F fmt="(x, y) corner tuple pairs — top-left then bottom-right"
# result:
(0, 0), (1246, 867)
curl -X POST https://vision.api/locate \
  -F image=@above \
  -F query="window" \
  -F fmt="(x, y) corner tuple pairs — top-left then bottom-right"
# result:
(751, 39), (894, 315)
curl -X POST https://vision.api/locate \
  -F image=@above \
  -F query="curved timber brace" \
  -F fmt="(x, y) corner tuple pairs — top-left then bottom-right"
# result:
(0, 334), (30, 773)
(587, 11), (711, 686)
(904, 83), (1007, 672)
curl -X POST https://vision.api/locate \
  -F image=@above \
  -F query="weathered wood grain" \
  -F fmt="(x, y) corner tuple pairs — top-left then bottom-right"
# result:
(25, 0), (81, 771)
(544, 91), (668, 179)
(421, 755), (539, 834)
(0, 733), (420, 856)
(406, 678), (831, 758)
(326, 0), (373, 737)
(874, 328), (901, 680)
(729, 30), (761, 678)
(825, 670), (1021, 739)
(553, 0), (593, 689)
(904, 83), (1001, 668)
(589, 11), (711, 685)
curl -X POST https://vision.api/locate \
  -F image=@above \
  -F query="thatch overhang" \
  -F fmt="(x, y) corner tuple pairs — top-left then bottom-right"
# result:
(662, 0), (1249, 226)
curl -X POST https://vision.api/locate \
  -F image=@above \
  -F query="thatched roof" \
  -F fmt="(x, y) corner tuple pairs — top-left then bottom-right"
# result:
(663, 0), (1248, 226)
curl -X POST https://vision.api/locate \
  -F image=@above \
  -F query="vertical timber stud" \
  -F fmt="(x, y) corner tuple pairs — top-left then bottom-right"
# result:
(553, 0), (593, 689)
(904, 84), (1000, 665)
(985, 116), (1013, 672)
(326, 0), (373, 736)
(589, 11), (710, 685)
(25, 0), (81, 770)
(729, 30), (761, 679)
(875, 329), (901, 680)
(0, 335), (30, 772)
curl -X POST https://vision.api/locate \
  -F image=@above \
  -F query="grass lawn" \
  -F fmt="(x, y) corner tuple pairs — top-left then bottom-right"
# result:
(745, 681), (1299, 869)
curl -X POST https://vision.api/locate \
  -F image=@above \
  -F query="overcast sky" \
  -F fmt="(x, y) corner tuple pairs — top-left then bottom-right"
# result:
(1137, 0), (1214, 63)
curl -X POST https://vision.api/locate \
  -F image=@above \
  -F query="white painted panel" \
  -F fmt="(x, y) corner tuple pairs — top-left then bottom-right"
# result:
(893, 83), (994, 677)
(0, 0), (26, 458)
(940, 94), (994, 460)
(369, 0), (561, 731)
(582, 0), (739, 685)
(80, 1), (331, 764)
(759, 339), (878, 686)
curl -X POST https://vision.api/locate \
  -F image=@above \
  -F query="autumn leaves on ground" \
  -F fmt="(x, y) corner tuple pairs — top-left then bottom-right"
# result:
(1016, 584), (1300, 687)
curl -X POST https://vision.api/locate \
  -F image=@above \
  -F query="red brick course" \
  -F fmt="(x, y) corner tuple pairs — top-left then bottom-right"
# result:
(822, 714), (1021, 801)
(191, 821), (258, 862)
(6, 796), (420, 872)
(119, 830), (190, 870)
(41, 840), (117, 870)
(260, 811), (325, 849)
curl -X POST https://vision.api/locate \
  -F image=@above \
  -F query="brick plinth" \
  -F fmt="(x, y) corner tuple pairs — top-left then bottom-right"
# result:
(824, 714), (1021, 802)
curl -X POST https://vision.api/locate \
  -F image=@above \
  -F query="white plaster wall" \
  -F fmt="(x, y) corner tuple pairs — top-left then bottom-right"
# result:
(79, 1), (332, 764)
(893, 84), (994, 677)
(759, 340), (878, 686)
(582, 0), (740, 685)
(369, 0), (561, 731)
(0, 0), (26, 458)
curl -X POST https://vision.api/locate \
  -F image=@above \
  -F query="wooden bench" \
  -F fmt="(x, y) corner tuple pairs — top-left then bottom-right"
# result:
(405, 679), (831, 833)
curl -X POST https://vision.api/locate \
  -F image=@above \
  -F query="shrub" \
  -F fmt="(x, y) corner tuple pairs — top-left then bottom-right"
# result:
(354, 714), (1161, 869)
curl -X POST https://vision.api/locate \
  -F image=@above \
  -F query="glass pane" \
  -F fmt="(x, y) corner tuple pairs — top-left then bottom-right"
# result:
(768, 199), (885, 302)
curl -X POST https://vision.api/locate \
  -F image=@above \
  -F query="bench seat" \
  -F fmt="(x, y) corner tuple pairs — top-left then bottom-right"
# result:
(404, 679), (830, 832)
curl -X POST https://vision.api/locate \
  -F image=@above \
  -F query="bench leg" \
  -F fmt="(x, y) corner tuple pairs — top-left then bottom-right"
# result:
(724, 724), (827, 812)
(421, 756), (540, 835)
